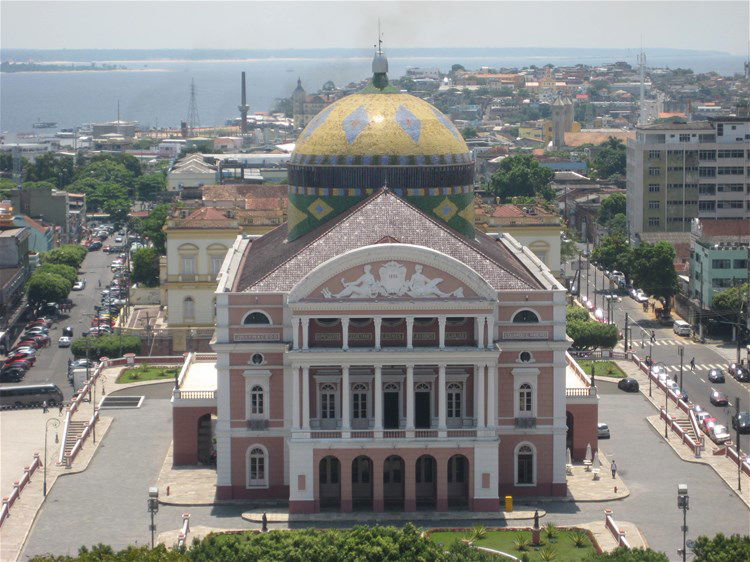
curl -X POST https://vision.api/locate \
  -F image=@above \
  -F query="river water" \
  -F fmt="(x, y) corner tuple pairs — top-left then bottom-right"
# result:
(1, 53), (745, 134)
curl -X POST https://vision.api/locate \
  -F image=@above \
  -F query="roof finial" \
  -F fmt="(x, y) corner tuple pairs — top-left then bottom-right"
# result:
(378, 18), (383, 55)
(383, 173), (389, 191)
(371, 19), (389, 90)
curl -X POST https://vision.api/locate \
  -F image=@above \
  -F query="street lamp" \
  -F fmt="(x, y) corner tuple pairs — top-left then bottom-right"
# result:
(677, 484), (689, 562)
(147, 486), (159, 548)
(43, 417), (60, 497)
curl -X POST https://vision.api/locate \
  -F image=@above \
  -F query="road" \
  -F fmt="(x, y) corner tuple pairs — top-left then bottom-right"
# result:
(4, 240), (116, 400)
(573, 256), (750, 454)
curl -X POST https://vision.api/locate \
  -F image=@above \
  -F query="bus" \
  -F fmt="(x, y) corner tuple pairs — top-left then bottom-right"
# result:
(0, 384), (64, 408)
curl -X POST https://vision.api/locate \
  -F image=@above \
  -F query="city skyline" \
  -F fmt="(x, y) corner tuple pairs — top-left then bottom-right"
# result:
(2, 1), (748, 55)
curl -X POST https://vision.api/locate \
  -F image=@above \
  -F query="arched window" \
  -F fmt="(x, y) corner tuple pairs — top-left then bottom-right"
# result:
(352, 383), (368, 419)
(320, 383), (336, 419)
(183, 297), (195, 319)
(383, 382), (400, 392)
(519, 383), (533, 412)
(247, 446), (268, 488)
(250, 385), (264, 415)
(447, 382), (463, 418)
(243, 311), (271, 325)
(513, 310), (539, 323)
(516, 444), (535, 485)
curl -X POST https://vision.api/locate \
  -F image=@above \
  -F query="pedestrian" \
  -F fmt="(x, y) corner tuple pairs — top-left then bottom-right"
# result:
(42, 400), (48, 413)
(690, 357), (695, 370)
(58, 401), (64, 414)
(611, 459), (617, 479)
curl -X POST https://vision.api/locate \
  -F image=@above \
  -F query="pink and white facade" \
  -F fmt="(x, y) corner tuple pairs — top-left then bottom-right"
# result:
(172, 191), (598, 512)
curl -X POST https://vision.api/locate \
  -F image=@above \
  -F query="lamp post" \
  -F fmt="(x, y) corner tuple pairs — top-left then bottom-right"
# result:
(147, 486), (159, 548)
(677, 484), (689, 562)
(43, 417), (60, 497)
(648, 341), (654, 397)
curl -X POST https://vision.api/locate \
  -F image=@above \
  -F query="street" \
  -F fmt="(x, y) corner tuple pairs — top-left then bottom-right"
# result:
(573, 256), (750, 454)
(4, 239), (116, 400)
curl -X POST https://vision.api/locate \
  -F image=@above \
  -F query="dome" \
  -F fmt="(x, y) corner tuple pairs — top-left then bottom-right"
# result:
(286, 56), (475, 242)
(291, 93), (471, 161)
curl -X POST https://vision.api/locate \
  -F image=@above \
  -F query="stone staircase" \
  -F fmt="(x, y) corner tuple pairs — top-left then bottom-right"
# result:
(673, 415), (699, 442)
(63, 421), (88, 458)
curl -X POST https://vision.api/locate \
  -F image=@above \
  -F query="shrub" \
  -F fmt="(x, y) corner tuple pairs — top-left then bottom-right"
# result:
(35, 263), (78, 285)
(71, 334), (141, 359)
(544, 522), (559, 542)
(539, 546), (558, 561)
(513, 532), (531, 552)
(469, 524), (488, 542)
(571, 530), (589, 548)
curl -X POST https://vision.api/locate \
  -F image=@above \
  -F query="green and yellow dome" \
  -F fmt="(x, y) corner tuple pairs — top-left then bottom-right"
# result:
(287, 53), (475, 241)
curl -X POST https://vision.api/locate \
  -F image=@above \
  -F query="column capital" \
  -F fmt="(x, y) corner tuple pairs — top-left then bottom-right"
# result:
(405, 316), (415, 324)
(438, 315), (447, 324)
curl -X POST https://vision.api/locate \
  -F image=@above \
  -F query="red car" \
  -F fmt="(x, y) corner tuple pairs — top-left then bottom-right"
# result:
(25, 334), (50, 345)
(25, 319), (50, 330)
(17, 339), (41, 349)
(702, 417), (717, 433)
(7, 353), (36, 365)
(3, 359), (32, 371)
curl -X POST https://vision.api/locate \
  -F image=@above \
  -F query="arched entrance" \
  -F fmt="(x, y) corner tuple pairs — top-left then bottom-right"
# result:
(383, 455), (405, 510)
(415, 455), (437, 509)
(319, 456), (341, 510)
(351, 456), (373, 511)
(566, 411), (574, 450)
(197, 413), (215, 465)
(447, 454), (469, 509)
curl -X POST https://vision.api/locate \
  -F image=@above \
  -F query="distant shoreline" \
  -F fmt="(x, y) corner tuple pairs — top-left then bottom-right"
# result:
(1, 67), (171, 75)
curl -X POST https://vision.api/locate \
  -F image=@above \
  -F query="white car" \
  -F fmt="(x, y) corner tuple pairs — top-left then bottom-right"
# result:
(58, 336), (72, 348)
(72, 281), (85, 291)
(710, 424), (731, 444)
(115, 236), (123, 243)
(634, 291), (649, 304)
(695, 411), (711, 425)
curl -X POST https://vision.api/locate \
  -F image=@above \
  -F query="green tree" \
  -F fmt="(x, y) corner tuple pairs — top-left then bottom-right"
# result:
(567, 320), (619, 350)
(461, 126), (478, 139)
(134, 172), (167, 201)
(102, 197), (131, 227)
(27, 271), (72, 304)
(66, 178), (129, 215)
(0, 178), (16, 199)
(590, 137), (626, 179)
(584, 546), (669, 561)
(35, 263), (78, 285)
(76, 160), (135, 196)
(71, 334), (141, 359)
(567, 304), (591, 323)
(591, 235), (632, 281)
(450, 63), (466, 74)
(131, 247), (160, 287)
(133, 138), (158, 150)
(606, 213), (627, 237)
(41, 244), (87, 269)
(692, 533), (750, 562)
(489, 155), (555, 201)
(712, 283), (748, 313)
(23, 153), (76, 187)
(629, 241), (680, 313)
(130, 204), (170, 254)
(598, 193), (626, 225)
(86, 153), (142, 178)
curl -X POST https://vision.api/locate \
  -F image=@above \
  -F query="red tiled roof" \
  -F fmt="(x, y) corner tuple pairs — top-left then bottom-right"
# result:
(170, 207), (239, 229)
(697, 218), (750, 238)
(236, 190), (544, 293)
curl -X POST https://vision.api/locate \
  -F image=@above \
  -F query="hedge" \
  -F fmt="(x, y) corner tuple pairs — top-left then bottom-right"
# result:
(70, 334), (141, 359)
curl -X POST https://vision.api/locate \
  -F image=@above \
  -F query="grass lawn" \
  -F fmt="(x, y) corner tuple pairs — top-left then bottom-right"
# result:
(429, 529), (597, 561)
(576, 360), (626, 378)
(115, 365), (179, 384)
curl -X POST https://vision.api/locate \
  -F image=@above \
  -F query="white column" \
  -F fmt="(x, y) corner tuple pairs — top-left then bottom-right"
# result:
(374, 317), (382, 349)
(484, 316), (493, 349)
(302, 366), (310, 430)
(486, 363), (496, 428)
(302, 317), (310, 350)
(341, 317), (350, 351)
(406, 364), (415, 431)
(438, 363), (447, 431)
(341, 365), (350, 432)
(475, 364), (485, 429)
(406, 316), (414, 349)
(292, 364), (300, 430)
(476, 316), (485, 349)
(438, 316), (447, 349)
(292, 316), (300, 349)
(374, 365), (383, 431)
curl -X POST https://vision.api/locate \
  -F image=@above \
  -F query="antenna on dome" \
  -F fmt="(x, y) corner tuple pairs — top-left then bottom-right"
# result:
(377, 18), (383, 55)
(371, 20), (389, 90)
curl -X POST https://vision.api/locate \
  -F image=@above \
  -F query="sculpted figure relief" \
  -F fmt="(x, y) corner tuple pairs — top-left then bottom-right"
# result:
(322, 262), (464, 299)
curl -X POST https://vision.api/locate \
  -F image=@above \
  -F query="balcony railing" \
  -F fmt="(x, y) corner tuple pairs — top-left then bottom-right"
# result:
(299, 428), (478, 439)
(565, 387), (597, 397)
(173, 390), (216, 400)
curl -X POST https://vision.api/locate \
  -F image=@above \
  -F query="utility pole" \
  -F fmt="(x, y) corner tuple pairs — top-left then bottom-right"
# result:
(594, 266), (598, 309)
(678, 345), (684, 395)
(736, 396), (742, 492)
(698, 259), (704, 341)
(624, 313), (629, 352)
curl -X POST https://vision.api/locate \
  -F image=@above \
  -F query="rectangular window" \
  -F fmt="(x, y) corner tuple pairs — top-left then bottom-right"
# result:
(717, 200), (744, 209)
(717, 149), (744, 158)
(667, 183), (684, 189)
(717, 124), (723, 136)
(718, 167), (744, 175)
(211, 256), (223, 276)
(699, 167), (716, 178)
(648, 184), (660, 192)
(447, 388), (462, 418)
(648, 167), (661, 176)
(352, 391), (367, 419)
(712, 259), (731, 269)
(699, 150), (716, 160)
(717, 184), (744, 192)
(699, 184), (716, 195)
(321, 390), (336, 419)
(648, 217), (660, 226)
(648, 150), (661, 159)
(181, 256), (195, 275)
(667, 166), (684, 172)
(679, 134), (690, 142)
(734, 259), (748, 269)
(712, 278), (732, 288)
(648, 201), (660, 209)
(250, 456), (265, 483)
(698, 134), (716, 142)
(698, 201), (716, 211)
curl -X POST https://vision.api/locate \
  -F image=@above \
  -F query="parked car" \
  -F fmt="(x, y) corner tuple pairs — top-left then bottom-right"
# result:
(709, 390), (729, 406)
(88, 241), (103, 251)
(618, 378), (639, 392)
(707, 369), (725, 383)
(695, 411), (712, 425)
(597, 423), (610, 439)
(17, 340), (41, 350)
(71, 359), (97, 369)
(114, 236), (123, 243)
(11, 346), (37, 356)
(732, 412), (750, 435)
(634, 291), (649, 303)
(702, 417), (717, 432)
(25, 318), (50, 329)
(25, 326), (49, 335)
(7, 352), (35, 364)
(709, 424), (731, 444)
(25, 334), (50, 345)
(72, 281), (86, 291)
(0, 368), (25, 382)
(58, 336), (72, 348)
(4, 359), (32, 371)
(730, 365), (750, 383)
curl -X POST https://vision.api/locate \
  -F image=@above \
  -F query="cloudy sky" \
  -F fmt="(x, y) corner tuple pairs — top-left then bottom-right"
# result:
(2, 1), (748, 54)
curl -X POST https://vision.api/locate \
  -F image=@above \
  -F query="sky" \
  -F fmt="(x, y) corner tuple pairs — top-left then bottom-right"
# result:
(2, 1), (748, 55)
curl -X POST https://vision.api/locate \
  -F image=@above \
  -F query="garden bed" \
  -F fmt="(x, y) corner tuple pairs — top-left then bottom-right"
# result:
(576, 360), (626, 378)
(427, 527), (599, 561)
(115, 365), (179, 384)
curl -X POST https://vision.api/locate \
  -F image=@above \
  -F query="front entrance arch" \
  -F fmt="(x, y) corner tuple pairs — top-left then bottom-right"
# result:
(383, 455), (405, 510)
(351, 456), (373, 511)
(319, 456), (341, 510)
(415, 455), (437, 509)
(447, 454), (469, 509)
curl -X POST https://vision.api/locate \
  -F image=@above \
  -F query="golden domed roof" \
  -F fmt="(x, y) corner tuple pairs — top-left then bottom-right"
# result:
(292, 93), (470, 160)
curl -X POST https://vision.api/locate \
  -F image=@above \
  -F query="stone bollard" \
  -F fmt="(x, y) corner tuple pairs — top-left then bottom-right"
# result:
(182, 512), (190, 534)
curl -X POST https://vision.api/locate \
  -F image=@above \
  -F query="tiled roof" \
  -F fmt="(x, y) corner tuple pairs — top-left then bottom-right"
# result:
(697, 218), (750, 238)
(202, 183), (287, 202)
(235, 190), (543, 293)
(564, 131), (635, 146)
(169, 207), (239, 229)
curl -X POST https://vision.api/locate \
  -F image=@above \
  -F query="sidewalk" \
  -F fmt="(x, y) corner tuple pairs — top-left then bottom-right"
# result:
(613, 359), (750, 508)
(241, 507), (545, 524)
(566, 449), (630, 502)
(0, 398), (112, 562)
(156, 443), (219, 506)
